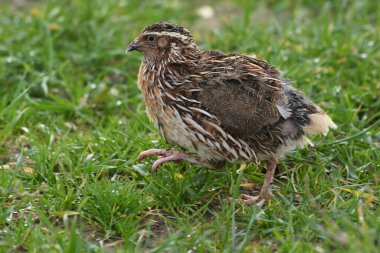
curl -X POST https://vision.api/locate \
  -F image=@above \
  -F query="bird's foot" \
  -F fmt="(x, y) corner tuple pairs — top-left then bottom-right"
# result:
(137, 148), (203, 171)
(240, 190), (272, 207)
(239, 159), (277, 207)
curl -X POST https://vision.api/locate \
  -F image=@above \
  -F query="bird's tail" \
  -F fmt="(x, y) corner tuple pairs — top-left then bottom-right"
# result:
(304, 113), (337, 136)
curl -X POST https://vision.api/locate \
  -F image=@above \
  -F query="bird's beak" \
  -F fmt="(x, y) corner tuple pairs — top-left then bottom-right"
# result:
(126, 41), (140, 53)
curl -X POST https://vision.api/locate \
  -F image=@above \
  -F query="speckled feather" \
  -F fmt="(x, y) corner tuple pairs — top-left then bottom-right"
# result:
(131, 22), (337, 168)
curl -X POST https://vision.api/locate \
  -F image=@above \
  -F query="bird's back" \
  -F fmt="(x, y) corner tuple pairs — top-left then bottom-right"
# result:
(185, 51), (335, 160)
(138, 49), (336, 165)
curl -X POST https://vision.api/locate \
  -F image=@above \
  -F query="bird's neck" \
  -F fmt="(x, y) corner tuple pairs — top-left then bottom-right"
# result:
(143, 53), (200, 78)
(143, 47), (201, 71)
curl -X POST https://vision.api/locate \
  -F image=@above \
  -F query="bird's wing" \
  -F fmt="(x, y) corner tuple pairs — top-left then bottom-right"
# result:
(182, 51), (290, 138)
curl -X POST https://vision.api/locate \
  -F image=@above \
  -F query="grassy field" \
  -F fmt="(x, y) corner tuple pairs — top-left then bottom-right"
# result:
(0, 0), (379, 252)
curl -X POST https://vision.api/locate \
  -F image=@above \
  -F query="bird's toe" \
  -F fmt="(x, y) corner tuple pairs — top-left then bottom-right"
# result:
(239, 193), (269, 207)
(137, 148), (169, 161)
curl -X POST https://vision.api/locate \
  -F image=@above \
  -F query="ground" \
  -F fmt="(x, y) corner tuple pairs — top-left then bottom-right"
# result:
(0, 0), (379, 252)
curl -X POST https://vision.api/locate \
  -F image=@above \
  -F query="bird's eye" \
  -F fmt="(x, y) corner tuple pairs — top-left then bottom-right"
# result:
(147, 35), (156, 42)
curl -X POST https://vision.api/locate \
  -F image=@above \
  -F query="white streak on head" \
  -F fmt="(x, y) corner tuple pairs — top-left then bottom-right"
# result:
(142, 31), (193, 45)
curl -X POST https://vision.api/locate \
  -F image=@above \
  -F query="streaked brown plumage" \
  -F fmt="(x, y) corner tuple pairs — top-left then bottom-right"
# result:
(127, 22), (337, 205)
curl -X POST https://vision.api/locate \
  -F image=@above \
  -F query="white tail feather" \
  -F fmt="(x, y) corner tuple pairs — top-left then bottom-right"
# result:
(304, 113), (337, 136)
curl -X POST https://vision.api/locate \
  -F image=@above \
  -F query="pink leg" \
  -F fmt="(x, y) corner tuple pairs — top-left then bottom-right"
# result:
(240, 159), (277, 206)
(137, 148), (204, 171)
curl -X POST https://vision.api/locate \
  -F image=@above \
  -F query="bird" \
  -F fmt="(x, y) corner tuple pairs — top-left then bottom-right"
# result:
(127, 22), (337, 206)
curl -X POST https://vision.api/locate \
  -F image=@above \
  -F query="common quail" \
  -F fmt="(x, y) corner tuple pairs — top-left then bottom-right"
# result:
(127, 22), (337, 206)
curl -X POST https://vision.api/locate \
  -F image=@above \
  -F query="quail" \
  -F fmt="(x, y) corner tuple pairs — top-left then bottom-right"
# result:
(127, 22), (337, 206)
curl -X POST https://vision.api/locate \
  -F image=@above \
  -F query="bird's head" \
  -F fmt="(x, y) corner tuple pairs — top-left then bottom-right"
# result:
(127, 22), (200, 64)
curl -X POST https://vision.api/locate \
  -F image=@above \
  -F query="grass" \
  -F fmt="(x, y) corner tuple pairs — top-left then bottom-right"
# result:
(0, 0), (379, 252)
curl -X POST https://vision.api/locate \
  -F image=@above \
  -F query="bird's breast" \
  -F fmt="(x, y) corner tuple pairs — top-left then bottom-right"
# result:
(137, 64), (223, 161)
(138, 65), (190, 145)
